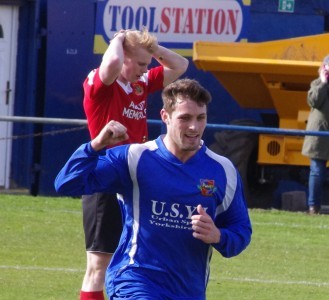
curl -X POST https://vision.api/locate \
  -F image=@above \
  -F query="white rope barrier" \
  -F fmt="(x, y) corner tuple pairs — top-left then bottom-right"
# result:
(0, 116), (87, 125)
(1, 115), (329, 137)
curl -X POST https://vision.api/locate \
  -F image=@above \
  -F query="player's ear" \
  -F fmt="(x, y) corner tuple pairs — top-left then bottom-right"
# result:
(160, 108), (169, 124)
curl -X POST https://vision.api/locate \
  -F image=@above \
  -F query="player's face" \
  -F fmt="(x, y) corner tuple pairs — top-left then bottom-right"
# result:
(162, 97), (207, 162)
(121, 47), (152, 83)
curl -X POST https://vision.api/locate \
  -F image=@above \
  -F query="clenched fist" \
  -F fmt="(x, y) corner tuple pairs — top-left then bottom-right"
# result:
(91, 120), (129, 151)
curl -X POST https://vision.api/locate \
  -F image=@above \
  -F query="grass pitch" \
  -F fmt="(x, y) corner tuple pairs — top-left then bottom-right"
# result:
(0, 194), (328, 299)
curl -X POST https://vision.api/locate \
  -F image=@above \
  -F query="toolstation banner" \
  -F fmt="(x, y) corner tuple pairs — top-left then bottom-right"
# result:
(94, 0), (250, 55)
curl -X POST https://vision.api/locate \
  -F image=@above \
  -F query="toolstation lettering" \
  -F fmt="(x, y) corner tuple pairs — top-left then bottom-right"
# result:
(107, 6), (240, 36)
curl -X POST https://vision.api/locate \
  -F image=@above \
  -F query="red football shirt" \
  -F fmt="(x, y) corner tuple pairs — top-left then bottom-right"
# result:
(83, 66), (164, 145)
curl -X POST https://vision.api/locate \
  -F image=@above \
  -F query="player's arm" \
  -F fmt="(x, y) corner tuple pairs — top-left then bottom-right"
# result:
(191, 201), (251, 258)
(153, 46), (189, 87)
(99, 31), (126, 86)
(54, 121), (129, 195)
(91, 120), (129, 151)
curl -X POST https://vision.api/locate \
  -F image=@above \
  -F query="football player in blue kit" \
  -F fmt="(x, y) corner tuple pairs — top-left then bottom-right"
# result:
(55, 78), (252, 300)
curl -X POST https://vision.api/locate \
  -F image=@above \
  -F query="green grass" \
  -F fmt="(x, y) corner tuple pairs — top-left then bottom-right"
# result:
(0, 195), (85, 299)
(0, 195), (328, 299)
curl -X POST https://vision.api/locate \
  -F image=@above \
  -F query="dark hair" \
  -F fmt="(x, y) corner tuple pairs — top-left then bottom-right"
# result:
(162, 78), (212, 113)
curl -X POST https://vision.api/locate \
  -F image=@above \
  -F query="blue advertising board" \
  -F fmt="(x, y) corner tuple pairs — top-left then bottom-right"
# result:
(93, 0), (251, 55)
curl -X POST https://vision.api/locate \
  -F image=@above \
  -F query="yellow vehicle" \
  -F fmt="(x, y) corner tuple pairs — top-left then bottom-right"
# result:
(193, 33), (329, 205)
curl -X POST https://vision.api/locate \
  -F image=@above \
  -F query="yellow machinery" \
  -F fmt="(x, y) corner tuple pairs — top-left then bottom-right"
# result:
(193, 33), (329, 166)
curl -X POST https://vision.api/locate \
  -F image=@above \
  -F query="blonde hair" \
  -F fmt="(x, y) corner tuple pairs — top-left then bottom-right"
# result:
(123, 27), (158, 54)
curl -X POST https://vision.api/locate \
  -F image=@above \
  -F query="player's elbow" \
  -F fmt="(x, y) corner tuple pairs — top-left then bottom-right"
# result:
(178, 56), (189, 75)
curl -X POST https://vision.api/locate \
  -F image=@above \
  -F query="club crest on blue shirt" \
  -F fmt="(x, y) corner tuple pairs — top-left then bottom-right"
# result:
(198, 179), (217, 196)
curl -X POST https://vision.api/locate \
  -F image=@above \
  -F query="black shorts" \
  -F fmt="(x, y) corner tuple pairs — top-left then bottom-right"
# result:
(82, 193), (123, 253)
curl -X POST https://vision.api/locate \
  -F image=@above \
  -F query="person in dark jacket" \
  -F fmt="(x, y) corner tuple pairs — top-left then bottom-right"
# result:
(302, 55), (329, 214)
